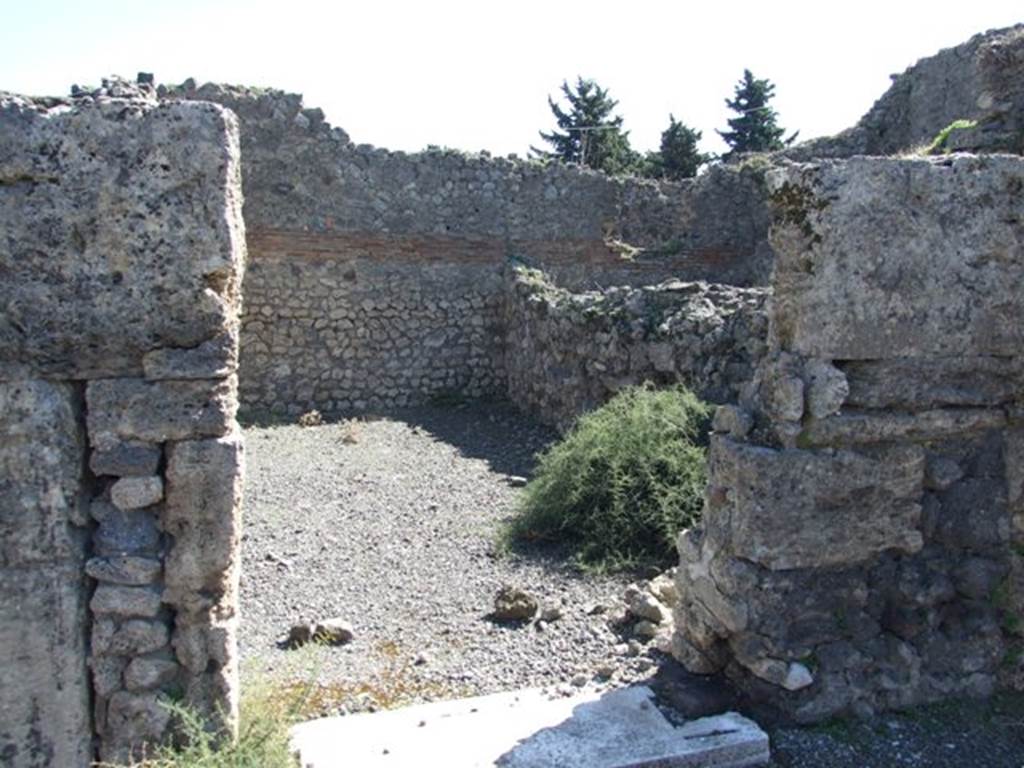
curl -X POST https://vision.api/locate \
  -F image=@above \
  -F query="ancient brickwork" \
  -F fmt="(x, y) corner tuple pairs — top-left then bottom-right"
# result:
(672, 155), (1024, 722)
(505, 267), (769, 430)
(0, 82), (246, 765)
(158, 81), (772, 415)
(241, 232), (506, 414)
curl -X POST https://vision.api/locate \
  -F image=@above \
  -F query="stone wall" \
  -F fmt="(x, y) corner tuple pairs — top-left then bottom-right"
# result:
(0, 81), (246, 765)
(505, 267), (769, 430)
(241, 235), (506, 413)
(672, 155), (1024, 722)
(785, 24), (1024, 160)
(158, 81), (773, 416)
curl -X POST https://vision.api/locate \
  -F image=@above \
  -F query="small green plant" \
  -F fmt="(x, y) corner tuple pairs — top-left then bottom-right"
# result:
(119, 676), (310, 768)
(923, 119), (979, 155)
(502, 384), (711, 572)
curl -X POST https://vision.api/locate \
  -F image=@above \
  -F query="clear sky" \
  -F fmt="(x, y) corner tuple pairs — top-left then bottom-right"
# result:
(2, 1), (1021, 157)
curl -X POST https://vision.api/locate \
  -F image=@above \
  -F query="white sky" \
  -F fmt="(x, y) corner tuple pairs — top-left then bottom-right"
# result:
(2, 1), (1021, 157)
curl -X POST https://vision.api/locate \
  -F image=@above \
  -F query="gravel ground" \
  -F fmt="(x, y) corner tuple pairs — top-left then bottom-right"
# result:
(767, 692), (1024, 767)
(240, 400), (1024, 766)
(240, 401), (657, 715)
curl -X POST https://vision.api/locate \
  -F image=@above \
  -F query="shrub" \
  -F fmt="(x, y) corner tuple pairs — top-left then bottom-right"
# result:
(119, 675), (308, 768)
(504, 384), (711, 572)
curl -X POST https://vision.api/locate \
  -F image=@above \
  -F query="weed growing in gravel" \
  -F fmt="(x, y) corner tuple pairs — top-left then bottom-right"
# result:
(503, 384), (711, 572)
(270, 640), (469, 719)
(114, 671), (313, 768)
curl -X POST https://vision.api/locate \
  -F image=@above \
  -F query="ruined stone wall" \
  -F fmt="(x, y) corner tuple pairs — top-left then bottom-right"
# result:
(0, 81), (246, 765)
(785, 24), (1024, 160)
(159, 82), (772, 415)
(504, 267), (769, 430)
(672, 155), (1024, 722)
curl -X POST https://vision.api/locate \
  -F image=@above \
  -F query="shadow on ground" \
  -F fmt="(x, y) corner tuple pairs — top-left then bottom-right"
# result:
(240, 397), (555, 479)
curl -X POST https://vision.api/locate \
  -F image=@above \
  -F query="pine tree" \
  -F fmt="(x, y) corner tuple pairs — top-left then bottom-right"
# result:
(647, 115), (709, 180)
(717, 70), (796, 158)
(531, 77), (639, 176)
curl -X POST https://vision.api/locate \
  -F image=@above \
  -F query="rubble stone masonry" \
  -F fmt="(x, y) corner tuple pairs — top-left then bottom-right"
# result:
(0, 82), (246, 764)
(672, 155), (1024, 722)
(158, 81), (773, 417)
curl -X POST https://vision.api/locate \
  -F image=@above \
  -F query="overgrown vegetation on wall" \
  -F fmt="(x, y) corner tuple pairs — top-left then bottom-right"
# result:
(503, 384), (711, 572)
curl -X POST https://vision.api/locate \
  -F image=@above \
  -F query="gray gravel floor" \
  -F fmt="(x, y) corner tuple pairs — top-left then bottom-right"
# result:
(240, 402), (653, 715)
(240, 400), (1024, 766)
(767, 693), (1024, 767)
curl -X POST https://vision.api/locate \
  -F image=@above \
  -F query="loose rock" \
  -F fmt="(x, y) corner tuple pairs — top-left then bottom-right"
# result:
(492, 585), (538, 622)
(315, 618), (355, 646)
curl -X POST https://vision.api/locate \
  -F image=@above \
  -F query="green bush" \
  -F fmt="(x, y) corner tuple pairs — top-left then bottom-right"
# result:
(504, 384), (711, 572)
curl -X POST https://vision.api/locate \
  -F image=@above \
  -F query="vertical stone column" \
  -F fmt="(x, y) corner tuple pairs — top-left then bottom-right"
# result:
(86, 377), (242, 762)
(1, 82), (246, 764)
(0, 381), (92, 767)
(672, 156), (1024, 721)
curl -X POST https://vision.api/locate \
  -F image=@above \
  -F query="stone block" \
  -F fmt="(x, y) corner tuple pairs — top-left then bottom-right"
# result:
(767, 156), (1024, 360)
(0, 95), (245, 379)
(90, 441), (162, 477)
(741, 657), (814, 691)
(711, 405), (752, 439)
(953, 557), (1007, 601)
(1008, 425), (1024, 530)
(91, 655), (127, 698)
(143, 333), (238, 381)
(124, 657), (180, 692)
(931, 478), (1010, 552)
(0, 564), (92, 768)
(90, 585), (164, 618)
(924, 456), (964, 491)
(803, 358), (848, 419)
(799, 408), (1007, 447)
(92, 618), (169, 657)
(0, 379), (87, 566)
(102, 691), (172, 762)
(111, 476), (164, 510)
(743, 566), (872, 649)
(86, 555), (162, 585)
(91, 501), (161, 557)
(173, 613), (237, 677)
(705, 436), (924, 570)
(87, 376), (237, 447)
(183, 662), (239, 737)
(163, 431), (244, 611)
(842, 357), (1022, 411)
(0, 380), (91, 765)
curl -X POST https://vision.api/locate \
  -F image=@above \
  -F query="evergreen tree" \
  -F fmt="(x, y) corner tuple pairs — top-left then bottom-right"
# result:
(531, 77), (639, 176)
(646, 115), (709, 180)
(717, 70), (796, 158)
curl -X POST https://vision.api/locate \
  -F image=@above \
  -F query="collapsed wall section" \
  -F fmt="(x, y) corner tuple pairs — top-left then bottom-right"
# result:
(505, 267), (769, 430)
(0, 83), (246, 765)
(160, 82), (772, 415)
(785, 24), (1024, 160)
(672, 155), (1024, 722)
